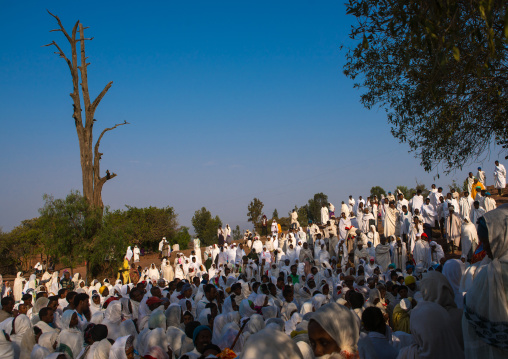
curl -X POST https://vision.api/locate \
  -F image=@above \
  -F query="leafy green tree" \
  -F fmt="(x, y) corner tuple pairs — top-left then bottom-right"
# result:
(307, 193), (328, 223)
(247, 198), (264, 231)
(272, 209), (279, 220)
(173, 227), (191, 250)
(191, 207), (222, 246)
(232, 225), (242, 241)
(343, 1), (508, 173)
(297, 205), (309, 227)
(39, 191), (101, 275)
(370, 186), (386, 199)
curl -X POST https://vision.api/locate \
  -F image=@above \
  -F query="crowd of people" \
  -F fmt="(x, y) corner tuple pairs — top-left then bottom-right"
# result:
(0, 162), (507, 359)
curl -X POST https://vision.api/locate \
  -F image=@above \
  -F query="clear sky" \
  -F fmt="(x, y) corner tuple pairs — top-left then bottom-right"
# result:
(0, 1), (500, 232)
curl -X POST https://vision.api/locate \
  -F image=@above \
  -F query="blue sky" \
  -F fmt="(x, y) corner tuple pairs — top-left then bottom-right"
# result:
(0, 1), (499, 232)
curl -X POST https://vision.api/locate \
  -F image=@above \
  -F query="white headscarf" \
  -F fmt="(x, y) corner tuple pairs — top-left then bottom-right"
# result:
(464, 204), (508, 351)
(102, 300), (122, 340)
(442, 259), (465, 308)
(397, 301), (463, 359)
(109, 335), (133, 359)
(57, 310), (83, 359)
(240, 328), (303, 359)
(310, 302), (359, 356)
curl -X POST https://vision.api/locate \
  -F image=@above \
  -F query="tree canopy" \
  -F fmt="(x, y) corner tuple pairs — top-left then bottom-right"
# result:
(247, 198), (264, 231)
(191, 207), (222, 246)
(307, 193), (328, 223)
(370, 186), (387, 199)
(343, 1), (508, 173)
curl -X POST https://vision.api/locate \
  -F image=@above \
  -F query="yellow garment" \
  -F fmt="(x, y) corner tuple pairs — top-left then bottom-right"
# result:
(392, 304), (411, 333)
(99, 285), (107, 295)
(118, 259), (131, 284)
(471, 183), (485, 199)
(277, 224), (282, 234)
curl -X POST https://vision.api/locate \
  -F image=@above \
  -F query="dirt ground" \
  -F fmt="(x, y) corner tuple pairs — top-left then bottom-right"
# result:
(5, 185), (506, 283)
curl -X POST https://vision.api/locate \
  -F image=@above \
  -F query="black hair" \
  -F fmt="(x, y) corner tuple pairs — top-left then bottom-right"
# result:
(1, 297), (14, 307)
(204, 284), (216, 294)
(91, 324), (109, 342)
(48, 295), (59, 304)
(66, 291), (77, 303)
(74, 293), (89, 307)
(362, 307), (385, 333)
(185, 321), (202, 339)
(39, 307), (52, 318)
(22, 294), (32, 301)
(348, 291), (365, 309)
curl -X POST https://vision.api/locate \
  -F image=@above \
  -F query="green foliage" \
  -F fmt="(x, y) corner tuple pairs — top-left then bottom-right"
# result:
(272, 209), (279, 219)
(395, 186), (410, 199)
(173, 227), (191, 250)
(463, 178), (469, 192)
(448, 179), (461, 193)
(343, 0), (508, 173)
(38, 191), (102, 273)
(117, 205), (179, 251)
(191, 207), (222, 246)
(247, 198), (264, 231)
(0, 218), (44, 274)
(297, 205), (309, 227)
(370, 186), (387, 199)
(232, 225), (242, 241)
(307, 193), (328, 223)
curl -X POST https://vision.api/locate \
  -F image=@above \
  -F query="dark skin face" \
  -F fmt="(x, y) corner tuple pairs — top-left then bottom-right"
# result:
(308, 320), (341, 357)
(195, 329), (212, 354)
(3, 300), (15, 314)
(183, 313), (193, 326)
(41, 309), (54, 324)
(18, 304), (28, 315)
(69, 312), (79, 328)
(205, 287), (217, 302)
(48, 300), (58, 312)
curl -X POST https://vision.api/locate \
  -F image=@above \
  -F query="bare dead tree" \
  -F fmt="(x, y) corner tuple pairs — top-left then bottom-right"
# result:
(43, 10), (128, 211)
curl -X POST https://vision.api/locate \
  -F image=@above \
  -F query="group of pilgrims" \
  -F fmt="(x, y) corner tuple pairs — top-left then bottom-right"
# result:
(0, 162), (507, 359)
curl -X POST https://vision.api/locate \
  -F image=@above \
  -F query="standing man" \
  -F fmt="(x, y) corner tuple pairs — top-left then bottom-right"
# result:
(261, 215), (268, 237)
(494, 160), (506, 196)
(445, 206), (462, 254)
(290, 209), (298, 230)
(466, 172), (475, 194)
(477, 167), (486, 186)
(320, 204), (329, 225)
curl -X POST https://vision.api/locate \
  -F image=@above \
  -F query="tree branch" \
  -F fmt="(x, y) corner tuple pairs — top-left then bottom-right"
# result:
(94, 122), (129, 155)
(46, 10), (72, 43)
(91, 81), (113, 113)
(79, 23), (92, 125)
(42, 41), (72, 71)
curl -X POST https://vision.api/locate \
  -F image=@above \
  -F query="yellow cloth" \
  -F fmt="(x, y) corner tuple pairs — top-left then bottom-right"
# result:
(99, 285), (107, 295)
(404, 275), (416, 285)
(471, 183), (485, 199)
(277, 224), (282, 234)
(117, 259), (131, 284)
(392, 304), (411, 333)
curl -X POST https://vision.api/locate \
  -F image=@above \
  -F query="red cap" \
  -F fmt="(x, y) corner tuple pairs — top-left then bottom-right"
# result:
(146, 296), (162, 306)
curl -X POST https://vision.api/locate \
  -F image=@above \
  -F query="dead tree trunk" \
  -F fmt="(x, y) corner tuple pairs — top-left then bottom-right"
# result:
(44, 11), (128, 211)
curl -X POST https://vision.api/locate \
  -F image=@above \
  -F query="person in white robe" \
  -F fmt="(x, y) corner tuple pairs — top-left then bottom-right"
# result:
(375, 237), (391, 273)
(460, 218), (478, 261)
(446, 207), (462, 252)
(383, 202), (398, 238)
(13, 272), (25, 302)
(429, 241), (445, 264)
(133, 245), (140, 263)
(407, 216), (424, 254)
(367, 225), (380, 247)
(158, 237), (166, 255)
(392, 237), (407, 270)
(348, 196), (356, 213)
(493, 160), (506, 195)
(360, 209), (375, 233)
(466, 172), (476, 194)
(484, 192), (497, 212)
(271, 220), (278, 237)
(459, 191), (474, 219)
(413, 235), (431, 269)
(462, 204), (508, 359)
(477, 166), (486, 185)
(320, 205), (329, 225)
(147, 263), (160, 281)
(125, 246), (133, 262)
(161, 259), (174, 281)
(193, 238), (202, 264)
(338, 213), (351, 240)
(341, 201), (350, 218)
(470, 201), (486, 229)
